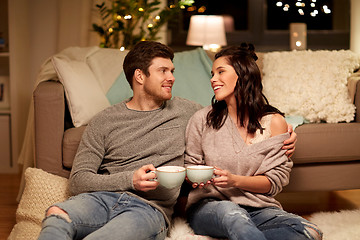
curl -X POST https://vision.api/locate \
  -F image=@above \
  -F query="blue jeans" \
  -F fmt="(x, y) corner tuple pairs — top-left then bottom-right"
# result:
(38, 192), (168, 240)
(188, 199), (322, 240)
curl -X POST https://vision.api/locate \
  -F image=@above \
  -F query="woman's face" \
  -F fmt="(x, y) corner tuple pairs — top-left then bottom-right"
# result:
(211, 56), (238, 103)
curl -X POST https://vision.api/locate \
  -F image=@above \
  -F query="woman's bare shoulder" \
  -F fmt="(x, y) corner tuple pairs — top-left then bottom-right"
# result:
(270, 113), (288, 136)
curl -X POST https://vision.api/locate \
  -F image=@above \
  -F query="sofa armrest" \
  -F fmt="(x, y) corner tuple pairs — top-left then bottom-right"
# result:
(355, 80), (360, 123)
(33, 80), (70, 178)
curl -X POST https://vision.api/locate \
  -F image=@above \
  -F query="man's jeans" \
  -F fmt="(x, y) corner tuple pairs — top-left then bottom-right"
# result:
(188, 199), (322, 240)
(38, 192), (168, 240)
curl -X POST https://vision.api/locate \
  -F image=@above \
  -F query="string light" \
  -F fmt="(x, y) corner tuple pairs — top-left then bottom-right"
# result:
(296, 2), (305, 7)
(275, 0), (331, 17)
(323, 5), (331, 14)
(198, 6), (206, 13)
(283, 4), (289, 11)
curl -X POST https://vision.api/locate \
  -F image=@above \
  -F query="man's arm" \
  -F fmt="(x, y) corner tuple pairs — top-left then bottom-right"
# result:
(68, 123), (135, 195)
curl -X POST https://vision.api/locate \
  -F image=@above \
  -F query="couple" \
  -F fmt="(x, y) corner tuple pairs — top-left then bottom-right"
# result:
(38, 41), (322, 240)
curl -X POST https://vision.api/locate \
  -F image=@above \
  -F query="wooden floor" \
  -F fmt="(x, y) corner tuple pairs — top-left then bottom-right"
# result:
(0, 173), (21, 240)
(0, 173), (359, 239)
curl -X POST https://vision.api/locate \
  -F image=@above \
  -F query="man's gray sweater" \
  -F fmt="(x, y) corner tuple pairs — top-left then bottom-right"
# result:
(69, 97), (202, 225)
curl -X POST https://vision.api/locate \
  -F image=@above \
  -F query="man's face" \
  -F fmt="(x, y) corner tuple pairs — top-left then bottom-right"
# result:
(143, 57), (175, 102)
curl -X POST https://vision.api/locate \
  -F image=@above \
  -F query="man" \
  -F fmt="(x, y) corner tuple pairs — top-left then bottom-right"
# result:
(38, 41), (296, 240)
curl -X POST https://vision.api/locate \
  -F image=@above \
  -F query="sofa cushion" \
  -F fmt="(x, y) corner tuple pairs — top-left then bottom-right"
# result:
(63, 126), (86, 168)
(292, 123), (360, 164)
(62, 121), (360, 169)
(52, 56), (110, 127)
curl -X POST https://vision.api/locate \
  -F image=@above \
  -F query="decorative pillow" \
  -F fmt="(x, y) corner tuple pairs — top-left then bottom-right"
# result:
(52, 56), (110, 127)
(8, 168), (69, 240)
(262, 50), (360, 123)
(106, 48), (214, 107)
(86, 48), (130, 93)
(106, 71), (133, 105)
(171, 48), (213, 107)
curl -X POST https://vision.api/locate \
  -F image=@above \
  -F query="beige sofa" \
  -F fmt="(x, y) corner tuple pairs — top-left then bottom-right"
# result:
(33, 48), (360, 193)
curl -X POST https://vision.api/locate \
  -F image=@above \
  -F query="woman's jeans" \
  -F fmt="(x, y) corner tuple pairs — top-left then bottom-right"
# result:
(188, 199), (322, 240)
(38, 192), (167, 240)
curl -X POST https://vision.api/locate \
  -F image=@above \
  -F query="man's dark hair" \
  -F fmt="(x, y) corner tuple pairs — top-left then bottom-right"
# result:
(123, 41), (174, 89)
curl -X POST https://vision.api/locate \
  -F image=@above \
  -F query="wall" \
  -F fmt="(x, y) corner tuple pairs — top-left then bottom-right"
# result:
(350, 0), (360, 53)
(8, 0), (98, 163)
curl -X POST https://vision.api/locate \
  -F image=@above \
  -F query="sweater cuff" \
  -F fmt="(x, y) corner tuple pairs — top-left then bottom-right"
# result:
(127, 170), (135, 190)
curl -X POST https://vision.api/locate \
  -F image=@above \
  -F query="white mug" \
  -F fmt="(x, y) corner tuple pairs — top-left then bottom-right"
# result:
(151, 166), (186, 189)
(186, 165), (214, 184)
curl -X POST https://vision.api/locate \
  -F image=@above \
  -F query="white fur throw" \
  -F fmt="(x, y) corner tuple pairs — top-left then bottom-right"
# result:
(309, 209), (360, 240)
(262, 50), (360, 123)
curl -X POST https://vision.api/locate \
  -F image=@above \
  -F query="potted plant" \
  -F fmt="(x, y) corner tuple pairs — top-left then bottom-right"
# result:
(93, 0), (193, 49)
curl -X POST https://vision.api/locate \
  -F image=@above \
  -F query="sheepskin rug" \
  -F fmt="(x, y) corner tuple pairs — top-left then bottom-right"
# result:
(262, 50), (360, 123)
(166, 218), (216, 240)
(309, 209), (360, 240)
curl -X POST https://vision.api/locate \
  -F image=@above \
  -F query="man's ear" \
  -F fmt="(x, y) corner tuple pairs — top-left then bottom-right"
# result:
(134, 69), (144, 85)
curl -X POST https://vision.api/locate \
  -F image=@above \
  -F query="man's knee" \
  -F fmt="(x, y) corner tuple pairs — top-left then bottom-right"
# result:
(46, 206), (72, 223)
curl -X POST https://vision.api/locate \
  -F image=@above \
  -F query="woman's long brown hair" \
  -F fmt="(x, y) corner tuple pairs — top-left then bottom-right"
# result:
(206, 43), (283, 134)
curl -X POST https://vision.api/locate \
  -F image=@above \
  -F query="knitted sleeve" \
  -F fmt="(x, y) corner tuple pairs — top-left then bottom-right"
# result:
(184, 108), (208, 166)
(69, 118), (134, 196)
(255, 133), (293, 196)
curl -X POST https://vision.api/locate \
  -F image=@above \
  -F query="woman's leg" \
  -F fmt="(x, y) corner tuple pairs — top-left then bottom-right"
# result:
(248, 206), (323, 240)
(188, 200), (267, 240)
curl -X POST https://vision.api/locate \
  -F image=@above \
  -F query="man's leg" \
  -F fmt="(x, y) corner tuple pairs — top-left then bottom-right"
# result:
(84, 193), (167, 240)
(188, 200), (266, 240)
(38, 192), (119, 240)
(249, 206), (323, 240)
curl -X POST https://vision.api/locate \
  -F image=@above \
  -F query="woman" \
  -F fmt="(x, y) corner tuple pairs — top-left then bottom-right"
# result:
(184, 43), (322, 240)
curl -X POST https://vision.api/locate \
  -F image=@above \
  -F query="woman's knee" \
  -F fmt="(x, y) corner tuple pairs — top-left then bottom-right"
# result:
(279, 216), (323, 240)
(215, 201), (249, 220)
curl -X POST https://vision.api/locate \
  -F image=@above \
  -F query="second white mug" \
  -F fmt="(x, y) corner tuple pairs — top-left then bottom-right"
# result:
(186, 165), (214, 184)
